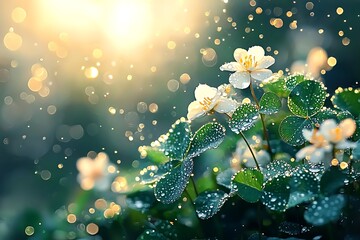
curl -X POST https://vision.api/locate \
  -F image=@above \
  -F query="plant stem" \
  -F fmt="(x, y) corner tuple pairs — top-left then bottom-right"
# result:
(185, 189), (195, 206)
(190, 176), (199, 197)
(239, 131), (261, 171)
(249, 81), (273, 160)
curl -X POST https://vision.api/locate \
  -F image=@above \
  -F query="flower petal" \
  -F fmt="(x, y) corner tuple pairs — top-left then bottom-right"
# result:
(257, 55), (275, 69)
(187, 101), (206, 120)
(339, 118), (356, 138)
(214, 97), (238, 114)
(220, 62), (243, 72)
(319, 119), (338, 140)
(296, 146), (315, 160)
(302, 129), (314, 141)
(248, 46), (265, 62)
(194, 84), (217, 101)
(336, 140), (357, 149)
(229, 71), (251, 89)
(250, 69), (273, 81)
(233, 48), (248, 62)
(309, 149), (325, 164)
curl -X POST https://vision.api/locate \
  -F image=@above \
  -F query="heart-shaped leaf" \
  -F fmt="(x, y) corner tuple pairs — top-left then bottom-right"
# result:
(288, 166), (320, 208)
(279, 115), (313, 146)
(320, 167), (348, 194)
(285, 74), (306, 92)
(195, 190), (229, 219)
(304, 195), (345, 226)
(139, 161), (181, 184)
(263, 160), (292, 181)
(157, 118), (192, 160)
(262, 175), (291, 211)
(229, 103), (259, 134)
(312, 108), (338, 125)
(288, 80), (327, 118)
(154, 158), (193, 204)
(331, 87), (360, 117)
(262, 76), (290, 98)
(232, 169), (264, 203)
(187, 122), (226, 158)
(259, 92), (282, 115)
(139, 146), (169, 165)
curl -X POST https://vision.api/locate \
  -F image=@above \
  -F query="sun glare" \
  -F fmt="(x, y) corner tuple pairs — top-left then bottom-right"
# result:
(36, 0), (152, 49)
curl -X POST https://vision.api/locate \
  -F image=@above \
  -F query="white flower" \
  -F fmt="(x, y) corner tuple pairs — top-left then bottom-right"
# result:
(320, 118), (356, 149)
(187, 83), (238, 120)
(220, 46), (275, 89)
(76, 152), (117, 191)
(296, 118), (356, 164)
(296, 128), (332, 164)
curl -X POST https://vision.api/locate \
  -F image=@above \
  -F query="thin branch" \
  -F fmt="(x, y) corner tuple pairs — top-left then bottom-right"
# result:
(249, 81), (273, 160)
(239, 131), (261, 171)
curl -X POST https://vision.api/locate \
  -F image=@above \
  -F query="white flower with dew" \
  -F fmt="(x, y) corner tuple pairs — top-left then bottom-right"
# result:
(76, 152), (117, 191)
(220, 46), (275, 89)
(296, 128), (332, 164)
(319, 118), (356, 149)
(187, 83), (238, 120)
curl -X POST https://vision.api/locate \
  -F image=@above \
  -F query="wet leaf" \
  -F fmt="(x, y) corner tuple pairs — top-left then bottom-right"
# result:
(158, 119), (192, 160)
(231, 169), (264, 203)
(139, 161), (181, 184)
(288, 166), (320, 208)
(284, 74), (306, 92)
(263, 160), (292, 181)
(337, 110), (353, 121)
(195, 190), (229, 219)
(331, 87), (360, 117)
(140, 146), (169, 165)
(262, 76), (290, 98)
(187, 122), (226, 158)
(279, 116), (313, 146)
(279, 221), (311, 236)
(137, 229), (167, 240)
(288, 80), (327, 118)
(320, 167), (348, 194)
(259, 92), (281, 115)
(353, 140), (360, 160)
(137, 220), (179, 240)
(216, 168), (236, 190)
(262, 175), (291, 211)
(126, 190), (156, 212)
(312, 108), (338, 125)
(154, 158), (193, 204)
(304, 195), (345, 226)
(228, 103), (259, 133)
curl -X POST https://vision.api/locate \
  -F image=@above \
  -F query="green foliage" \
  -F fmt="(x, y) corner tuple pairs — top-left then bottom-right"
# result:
(288, 166), (320, 208)
(259, 92), (281, 115)
(288, 80), (327, 118)
(279, 116), (313, 146)
(304, 195), (346, 226)
(158, 119), (192, 160)
(320, 167), (348, 194)
(228, 103), (259, 133)
(187, 122), (226, 158)
(216, 168), (236, 190)
(231, 169), (264, 203)
(194, 190), (229, 219)
(261, 76), (290, 97)
(262, 175), (291, 211)
(331, 87), (360, 117)
(154, 158), (193, 204)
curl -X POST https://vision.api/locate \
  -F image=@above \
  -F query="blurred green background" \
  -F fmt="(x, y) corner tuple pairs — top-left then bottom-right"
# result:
(0, 0), (359, 238)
